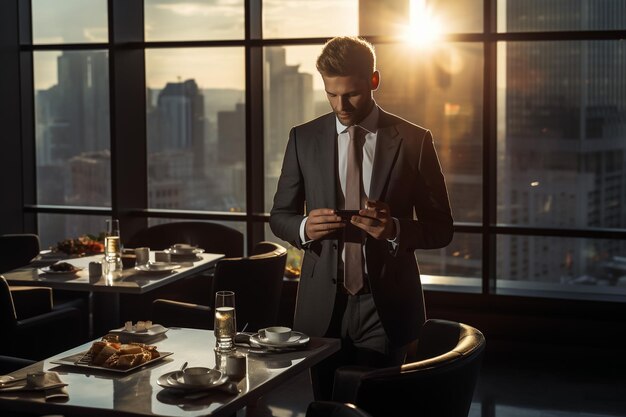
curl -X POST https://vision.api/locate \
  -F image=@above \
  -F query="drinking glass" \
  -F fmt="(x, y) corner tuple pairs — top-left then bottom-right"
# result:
(104, 219), (122, 270)
(214, 291), (237, 352)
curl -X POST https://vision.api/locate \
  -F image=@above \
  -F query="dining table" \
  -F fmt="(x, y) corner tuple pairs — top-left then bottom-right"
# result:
(0, 327), (341, 417)
(3, 251), (224, 337)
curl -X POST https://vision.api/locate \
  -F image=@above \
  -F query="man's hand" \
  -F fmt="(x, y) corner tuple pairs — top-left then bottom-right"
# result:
(351, 200), (396, 240)
(305, 208), (345, 241)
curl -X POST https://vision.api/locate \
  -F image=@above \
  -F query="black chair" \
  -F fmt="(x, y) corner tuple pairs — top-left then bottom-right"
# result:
(126, 221), (244, 258)
(1, 275), (86, 361)
(331, 319), (485, 417)
(120, 221), (245, 321)
(306, 402), (373, 417)
(0, 234), (40, 274)
(152, 241), (287, 332)
(0, 355), (36, 374)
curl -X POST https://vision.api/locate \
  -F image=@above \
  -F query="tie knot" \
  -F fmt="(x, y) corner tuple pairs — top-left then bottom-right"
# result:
(347, 125), (360, 139)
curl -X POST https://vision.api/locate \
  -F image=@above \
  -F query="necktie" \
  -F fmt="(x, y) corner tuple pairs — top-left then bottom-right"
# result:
(344, 125), (364, 295)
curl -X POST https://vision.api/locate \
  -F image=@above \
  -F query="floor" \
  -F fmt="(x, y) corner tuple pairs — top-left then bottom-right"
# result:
(242, 348), (626, 417)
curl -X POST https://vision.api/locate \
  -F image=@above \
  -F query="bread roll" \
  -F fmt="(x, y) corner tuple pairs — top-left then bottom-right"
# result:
(120, 344), (143, 355)
(116, 354), (136, 369)
(89, 341), (107, 357)
(103, 353), (120, 368)
(93, 344), (119, 366)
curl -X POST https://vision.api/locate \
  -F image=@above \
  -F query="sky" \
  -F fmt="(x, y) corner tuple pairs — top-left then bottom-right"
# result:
(30, 0), (483, 91)
(31, 0), (358, 91)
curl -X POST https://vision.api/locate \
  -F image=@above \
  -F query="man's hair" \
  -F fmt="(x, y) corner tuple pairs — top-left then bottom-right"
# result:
(316, 36), (376, 79)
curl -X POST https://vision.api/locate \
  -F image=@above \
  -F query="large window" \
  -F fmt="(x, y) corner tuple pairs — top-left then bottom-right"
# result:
(6, 0), (626, 303)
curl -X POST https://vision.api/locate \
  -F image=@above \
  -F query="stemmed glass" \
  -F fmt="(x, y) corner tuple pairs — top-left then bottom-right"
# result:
(104, 219), (122, 274)
(214, 291), (237, 352)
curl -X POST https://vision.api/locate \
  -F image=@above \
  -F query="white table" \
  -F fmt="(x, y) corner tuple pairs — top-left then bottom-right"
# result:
(0, 328), (341, 417)
(4, 252), (224, 336)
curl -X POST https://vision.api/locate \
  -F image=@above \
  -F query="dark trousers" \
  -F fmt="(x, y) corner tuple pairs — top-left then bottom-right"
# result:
(310, 292), (407, 401)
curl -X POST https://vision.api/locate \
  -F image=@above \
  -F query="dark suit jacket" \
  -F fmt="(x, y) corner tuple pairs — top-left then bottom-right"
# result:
(270, 108), (453, 347)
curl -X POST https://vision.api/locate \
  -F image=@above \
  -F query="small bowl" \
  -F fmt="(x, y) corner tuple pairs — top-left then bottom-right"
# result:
(264, 326), (292, 343)
(182, 367), (221, 386)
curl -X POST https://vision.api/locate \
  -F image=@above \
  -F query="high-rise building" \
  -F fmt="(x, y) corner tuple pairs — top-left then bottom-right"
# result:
(500, 0), (626, 283)
(264, 47), (314, 210)
(217, 103), (245, 164)
(152, 79), (206, 175)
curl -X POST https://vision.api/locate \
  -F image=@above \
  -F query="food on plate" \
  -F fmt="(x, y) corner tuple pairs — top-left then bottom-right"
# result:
(49, 262), (78, 272)
(54, 234), (105, 256)
(124, 320), (153, 332)
(84, 334), (160, 369)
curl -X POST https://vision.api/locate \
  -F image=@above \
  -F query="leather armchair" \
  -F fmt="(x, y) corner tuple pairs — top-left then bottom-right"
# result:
(120, 221), (245, 321)
(1, 275), (86, 361)
(0, 234), (40, 274)
(126, 221), (244, 257)
(332, 319), (485, 417)
(152, 241), (287, 332)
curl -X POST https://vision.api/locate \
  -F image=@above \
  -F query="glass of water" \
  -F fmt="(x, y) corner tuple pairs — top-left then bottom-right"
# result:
(104, 219), (121, 271)
(214, 291), (237, 352)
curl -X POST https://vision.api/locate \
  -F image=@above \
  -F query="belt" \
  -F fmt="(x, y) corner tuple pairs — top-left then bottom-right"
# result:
(336, 273), (371, 295)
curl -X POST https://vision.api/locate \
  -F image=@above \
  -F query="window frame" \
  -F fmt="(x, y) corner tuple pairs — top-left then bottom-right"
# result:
(2, 0), (626, 304)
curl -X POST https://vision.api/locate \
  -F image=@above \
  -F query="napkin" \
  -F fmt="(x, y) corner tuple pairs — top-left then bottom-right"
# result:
(0, 371), (68, 401)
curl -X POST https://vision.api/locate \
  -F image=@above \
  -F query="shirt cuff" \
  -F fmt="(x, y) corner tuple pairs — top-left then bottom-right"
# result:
(299, 216), (313, 246)
(387, 217), (400, 249)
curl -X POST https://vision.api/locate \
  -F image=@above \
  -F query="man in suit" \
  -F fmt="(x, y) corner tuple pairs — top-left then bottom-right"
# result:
(270, 36), (454, 399)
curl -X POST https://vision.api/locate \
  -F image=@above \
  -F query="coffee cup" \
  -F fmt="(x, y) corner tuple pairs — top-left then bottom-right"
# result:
(154, 251), (171, 263)
(182, 367), (221, 386)
(134, 247), (150, 266)
(264, 326), (292, 343)
(26, 371), (47, 388)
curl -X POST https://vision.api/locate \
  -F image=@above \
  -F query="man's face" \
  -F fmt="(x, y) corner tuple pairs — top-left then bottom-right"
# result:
(321, 72), (376, 126)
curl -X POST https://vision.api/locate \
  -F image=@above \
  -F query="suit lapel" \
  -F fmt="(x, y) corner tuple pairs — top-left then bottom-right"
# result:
(369, 110), (401, 201)
(315, 114), (338, 209)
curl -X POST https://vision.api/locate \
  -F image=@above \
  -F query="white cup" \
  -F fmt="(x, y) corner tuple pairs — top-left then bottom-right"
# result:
(264, 326), (292, 343)
(182, 367), (220, 386)
(154, 251), (171, 263)
(226, 352), (247, 379)
(134, 247), (150, 266)
(26, 371), (47, 388)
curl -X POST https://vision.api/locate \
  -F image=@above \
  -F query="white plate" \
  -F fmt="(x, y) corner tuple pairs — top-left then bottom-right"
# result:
(40, 265), (83, 275)
(157, 370), (228, 391)
(51, 350), (173, 373)
(109, 324), (169, 339)
(135, 262), (181, 274)
(250, 330), (309, 348)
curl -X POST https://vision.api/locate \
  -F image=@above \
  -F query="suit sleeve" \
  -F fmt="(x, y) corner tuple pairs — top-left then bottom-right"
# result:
(269, 127), (307, 249)
(393, 130), (454, 255)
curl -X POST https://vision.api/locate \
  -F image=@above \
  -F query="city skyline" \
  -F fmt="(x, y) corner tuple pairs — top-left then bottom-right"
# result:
(27, 1), (626, 291)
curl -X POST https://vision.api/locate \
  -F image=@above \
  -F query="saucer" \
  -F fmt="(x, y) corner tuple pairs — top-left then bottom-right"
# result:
(135, 262), (181, 274)
(40, 265), (83, 275)
(157, 370), (227, 391)
(250, 331), (309, 348)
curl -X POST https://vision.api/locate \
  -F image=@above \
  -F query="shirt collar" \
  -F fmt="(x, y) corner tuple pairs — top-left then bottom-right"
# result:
(336, 102), (379, 135)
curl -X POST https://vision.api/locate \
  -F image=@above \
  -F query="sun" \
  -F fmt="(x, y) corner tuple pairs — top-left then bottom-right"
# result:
(402, 0), (443, 48)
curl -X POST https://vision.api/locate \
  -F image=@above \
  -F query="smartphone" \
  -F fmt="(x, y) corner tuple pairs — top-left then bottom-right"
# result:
(334, 209), (360, 221)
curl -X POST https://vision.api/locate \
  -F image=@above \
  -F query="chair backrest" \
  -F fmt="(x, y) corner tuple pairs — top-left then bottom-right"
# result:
(0, 234), (41, 273)
(126, 221), (244, 258)
(212, 241), (287, 332)
(0, 276), (18, 329)
(353, 319), (485, 417)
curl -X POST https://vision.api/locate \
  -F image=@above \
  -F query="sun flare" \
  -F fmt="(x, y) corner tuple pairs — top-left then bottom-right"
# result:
(402, 0), (443, 48)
